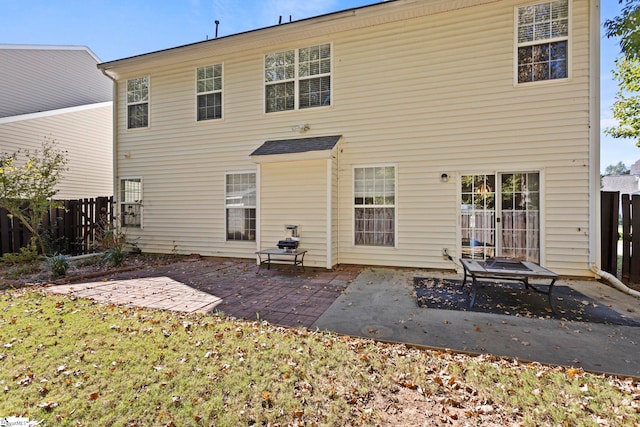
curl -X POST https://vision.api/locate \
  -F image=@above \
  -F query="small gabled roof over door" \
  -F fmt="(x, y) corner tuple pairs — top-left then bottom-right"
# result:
(250, 135), (341, 163)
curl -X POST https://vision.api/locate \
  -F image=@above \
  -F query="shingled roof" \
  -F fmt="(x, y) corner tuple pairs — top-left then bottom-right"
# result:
(250, 135), (341, 157)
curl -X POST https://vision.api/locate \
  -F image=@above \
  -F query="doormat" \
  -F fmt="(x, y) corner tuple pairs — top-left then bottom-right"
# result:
(413, 277), (640, 326)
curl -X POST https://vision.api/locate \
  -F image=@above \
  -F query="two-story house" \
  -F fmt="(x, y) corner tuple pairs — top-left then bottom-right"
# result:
(98, 0), (600, 277)
(0, 44), (113, 199)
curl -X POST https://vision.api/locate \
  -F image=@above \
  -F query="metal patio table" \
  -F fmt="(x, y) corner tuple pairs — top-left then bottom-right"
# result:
(460, 258), (559, 312)
(256, 248), (307, 272)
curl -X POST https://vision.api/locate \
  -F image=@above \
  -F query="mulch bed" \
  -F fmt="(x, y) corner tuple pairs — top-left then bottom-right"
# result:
(413, 277), (640, 326)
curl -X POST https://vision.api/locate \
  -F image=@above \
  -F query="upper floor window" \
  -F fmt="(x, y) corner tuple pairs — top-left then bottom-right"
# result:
(120, 178), (142, 228)
(265, 43), (331, 113)
(126, 77), (149, 128)
(197, 64), (223, 121)
(516, 0), (568, 83)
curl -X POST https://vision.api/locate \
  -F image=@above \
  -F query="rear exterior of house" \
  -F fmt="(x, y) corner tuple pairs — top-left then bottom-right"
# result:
(0, 45), (113, 199)
(99, 0), (600, 277)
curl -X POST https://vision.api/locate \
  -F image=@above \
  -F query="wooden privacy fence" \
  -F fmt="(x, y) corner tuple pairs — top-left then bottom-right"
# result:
(601, 191), (639, 284)
(0, 196), (114, 257)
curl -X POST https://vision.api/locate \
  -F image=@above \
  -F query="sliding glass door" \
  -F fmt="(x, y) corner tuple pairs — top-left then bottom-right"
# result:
(460, 172), (540, 263)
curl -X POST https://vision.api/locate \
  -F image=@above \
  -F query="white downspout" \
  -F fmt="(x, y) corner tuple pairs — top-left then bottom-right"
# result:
(585, 0), (638, 298)
(99, 67), (118, 219)
(588, 0), (601, 277)
(582, 0), (639, 298)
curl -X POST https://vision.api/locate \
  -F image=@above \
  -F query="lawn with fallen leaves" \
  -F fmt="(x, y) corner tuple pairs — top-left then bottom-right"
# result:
(1, 290), (639, 426)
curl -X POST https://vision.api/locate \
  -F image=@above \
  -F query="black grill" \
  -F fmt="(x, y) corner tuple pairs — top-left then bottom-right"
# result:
(277, 239), (299, 250)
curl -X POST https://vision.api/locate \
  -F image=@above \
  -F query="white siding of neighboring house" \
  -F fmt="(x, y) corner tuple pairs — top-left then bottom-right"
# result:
(0, 46), (112, 118)
(0, 103), (113, 199)
(109, 0), (595, 276)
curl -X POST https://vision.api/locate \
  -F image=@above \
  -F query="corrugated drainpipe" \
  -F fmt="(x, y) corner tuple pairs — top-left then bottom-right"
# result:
(99, 67), (118, 218)
(590, 264), (640, 298)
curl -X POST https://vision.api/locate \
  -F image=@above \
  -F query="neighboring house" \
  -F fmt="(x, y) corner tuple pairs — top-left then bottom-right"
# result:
(0, 44), (113, 199)
(601, 159), (640, 196)
(98, 0), (600, 277)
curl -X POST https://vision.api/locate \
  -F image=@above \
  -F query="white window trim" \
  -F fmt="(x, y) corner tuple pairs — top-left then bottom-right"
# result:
(126, 76), (150, 129)
(119, 176), (143, 229)
(195, 64), (224, 122)
(455, 169), (546, 266)
(352, 164), (398, 249)
(224, 171), (257, 242)
(263, 42), (333, 114)
(513, 0), (571, 86)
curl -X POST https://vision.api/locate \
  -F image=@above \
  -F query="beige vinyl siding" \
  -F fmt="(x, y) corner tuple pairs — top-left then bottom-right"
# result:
(110, 0), (594, 276)
(0, 103), (113, 199)
(259, 160), (329, 268)
(330, 155), (339, 268)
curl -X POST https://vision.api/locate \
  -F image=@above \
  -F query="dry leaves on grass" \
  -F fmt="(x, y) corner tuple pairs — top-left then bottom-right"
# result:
(1, 290), (639, 426)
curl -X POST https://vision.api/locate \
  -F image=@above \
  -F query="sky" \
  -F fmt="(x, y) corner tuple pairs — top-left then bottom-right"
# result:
(0, 0), (637, 172)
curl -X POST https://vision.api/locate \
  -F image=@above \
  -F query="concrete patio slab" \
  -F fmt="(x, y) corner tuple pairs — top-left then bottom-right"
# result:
(313, 268), (640, 378)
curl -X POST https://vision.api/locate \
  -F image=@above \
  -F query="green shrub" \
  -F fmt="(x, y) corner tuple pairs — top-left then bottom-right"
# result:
(1, 245), (40, 265)
(49, 253), (69, 277)
(128, 240), (142, 254)
(103, 246), (125, 267)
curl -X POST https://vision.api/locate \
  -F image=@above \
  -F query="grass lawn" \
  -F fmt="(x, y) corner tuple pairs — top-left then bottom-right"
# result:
(1, 289), (639, 426)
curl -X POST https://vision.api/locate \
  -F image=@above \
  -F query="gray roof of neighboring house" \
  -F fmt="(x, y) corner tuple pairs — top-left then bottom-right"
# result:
(0, 45), (112, 118)
(602, 174), (640, 195)
(631, 159), (640, 176)
(250, 135), (341, 156)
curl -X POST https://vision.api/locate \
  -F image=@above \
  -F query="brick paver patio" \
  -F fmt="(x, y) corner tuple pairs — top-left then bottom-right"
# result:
(45, 258), (360, 328)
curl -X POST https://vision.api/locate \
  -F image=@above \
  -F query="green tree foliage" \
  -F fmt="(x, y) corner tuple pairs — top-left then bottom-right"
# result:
(604, 0), (640, 59)
(0, 137), (68, 255)
(604, 57), (640, 146)
(604, 161), (631, 176)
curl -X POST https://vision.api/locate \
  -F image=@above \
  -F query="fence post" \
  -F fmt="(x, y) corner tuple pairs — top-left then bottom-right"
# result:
(0, 207), (13, 255)
(621, 194), (631, 282)
(631, 195), (640, 284)
(600, 191), (619, 276)
(0, 196), (114, 256)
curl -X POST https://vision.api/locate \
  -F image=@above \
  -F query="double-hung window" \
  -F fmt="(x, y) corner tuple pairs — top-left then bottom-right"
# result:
(126, 77), (149, 128)
(196, 64), (223, 121)
(264, 43), (331, 113)
(354, 166), (395, 247)
(516, 0), (568, 83)
(120, 178), (142, 228)
(225, 173), (256, 241)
